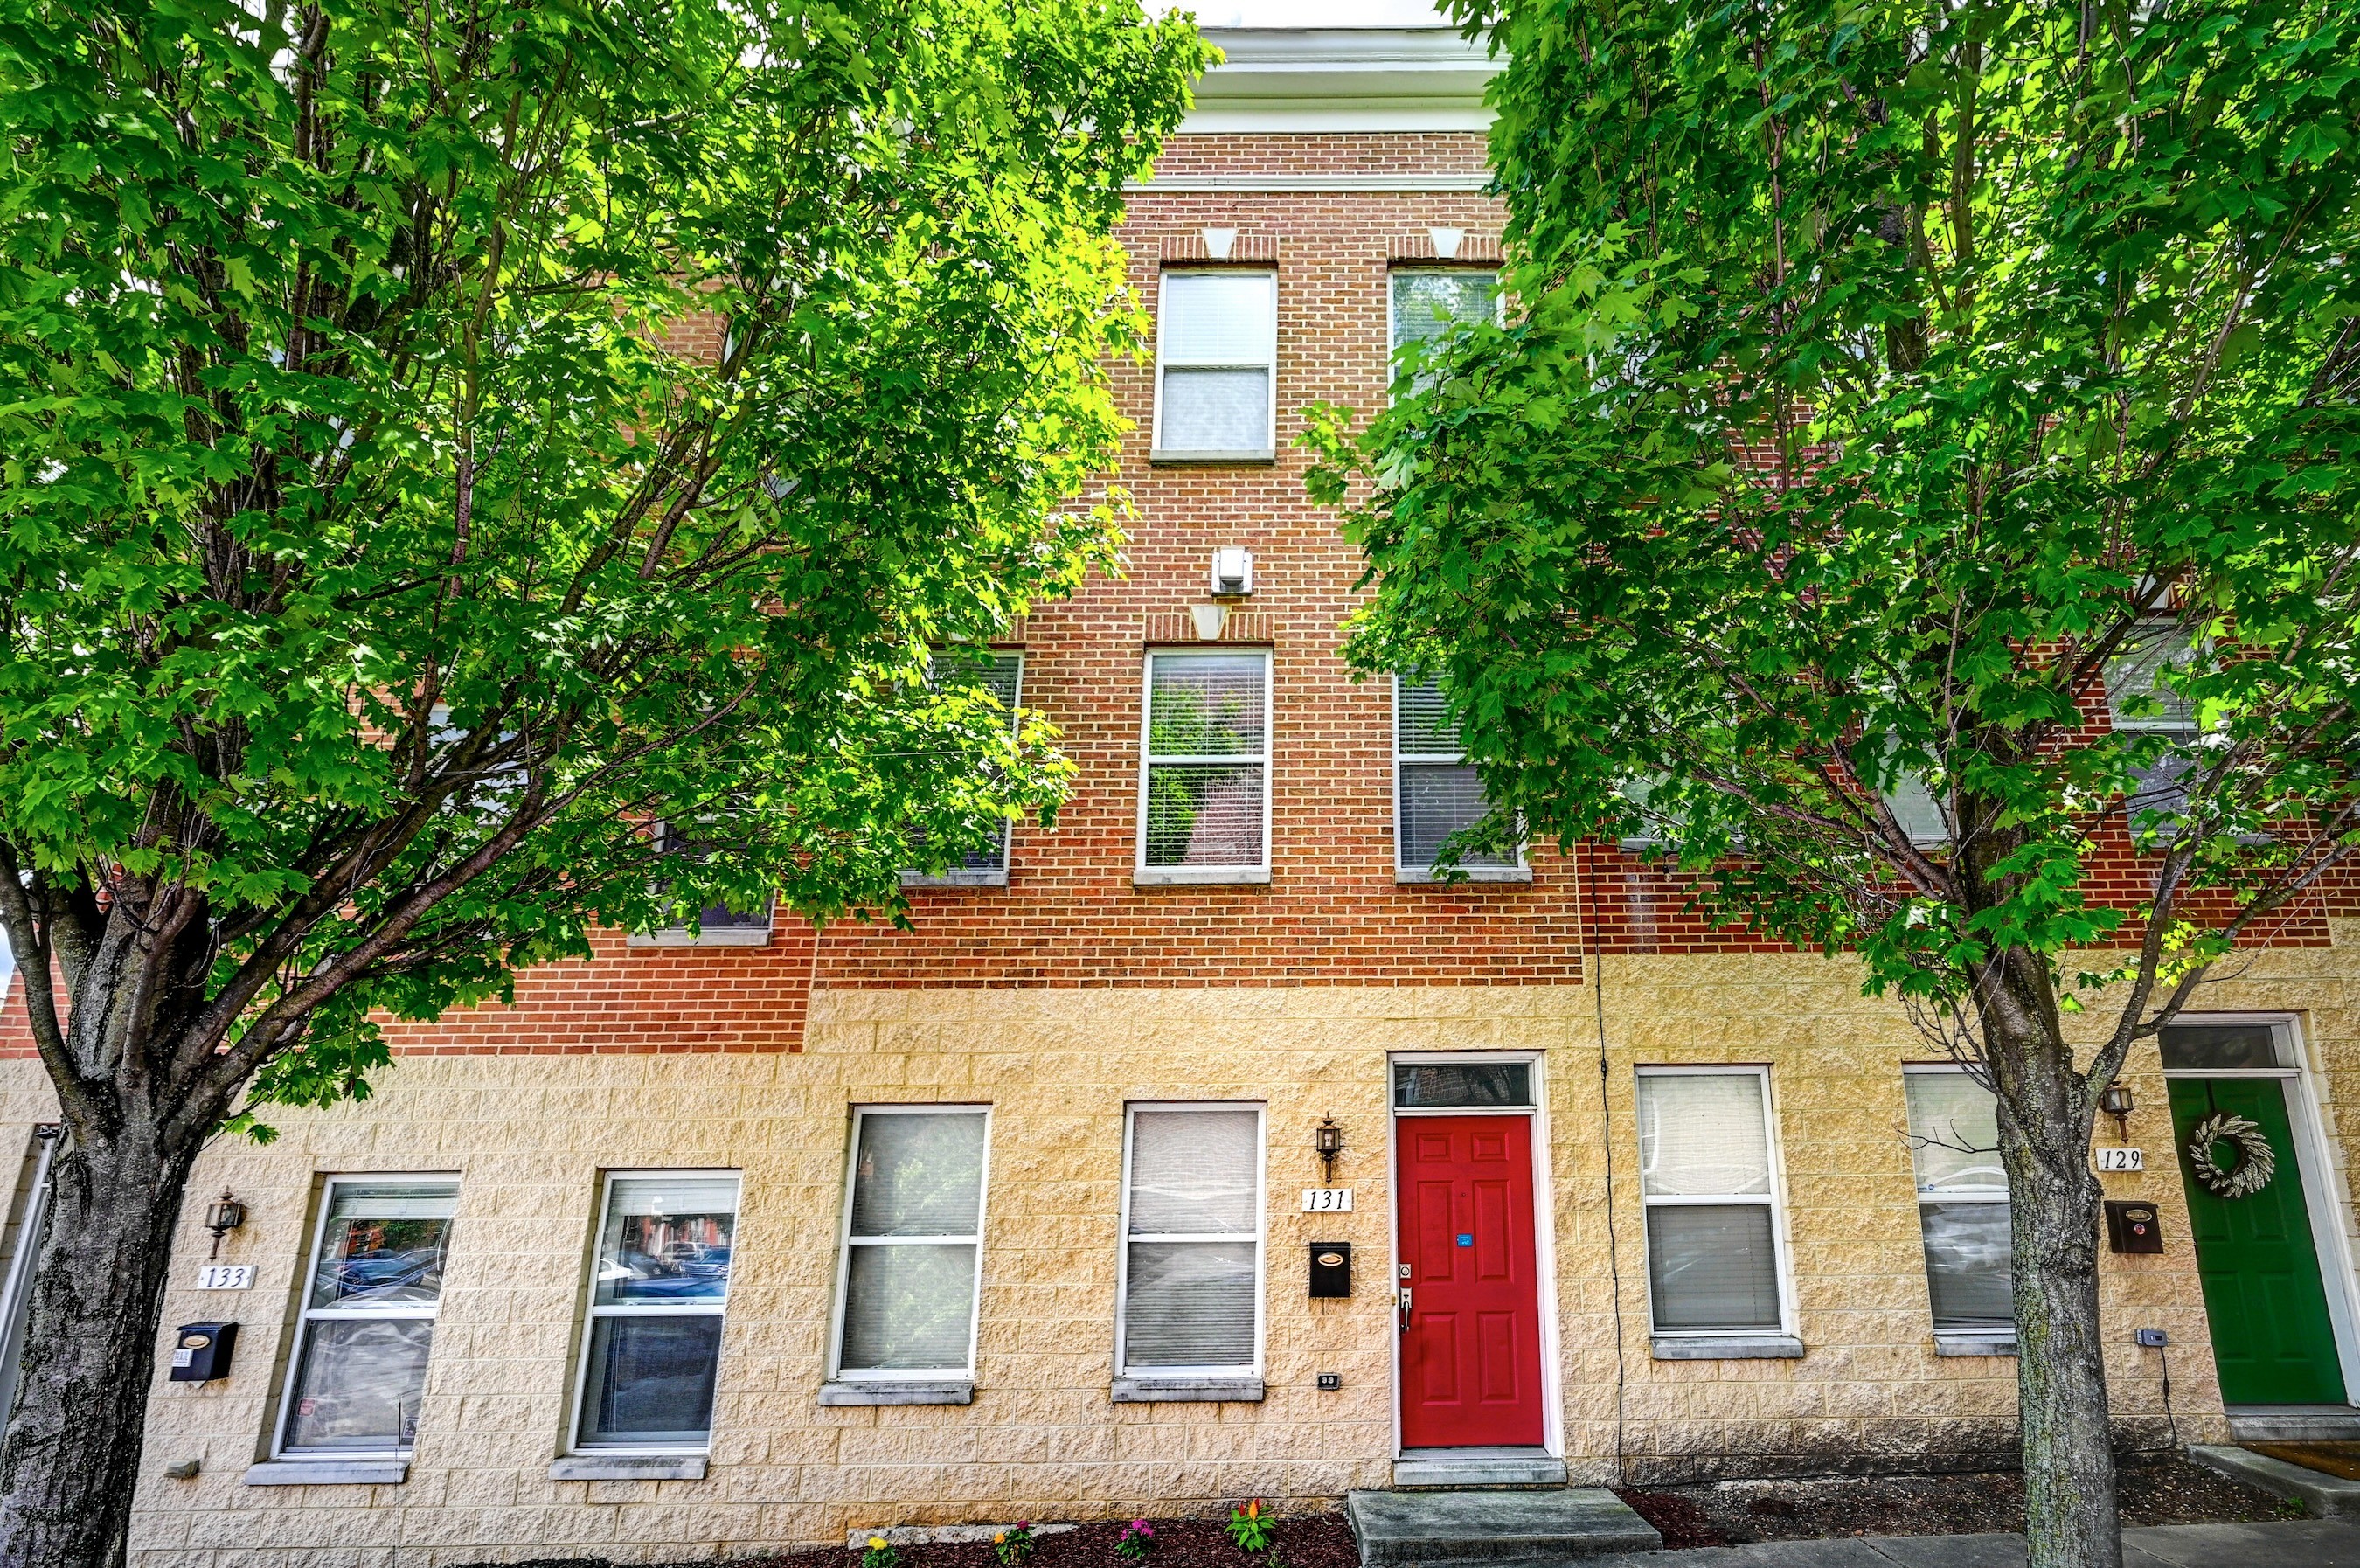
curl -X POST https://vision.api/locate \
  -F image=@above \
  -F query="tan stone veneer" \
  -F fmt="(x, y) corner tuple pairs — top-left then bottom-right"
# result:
(45, 929), (2343, 1565)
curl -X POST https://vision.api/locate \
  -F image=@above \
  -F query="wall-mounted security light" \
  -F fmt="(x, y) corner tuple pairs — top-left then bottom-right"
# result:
(1211, 546), (1254, 597)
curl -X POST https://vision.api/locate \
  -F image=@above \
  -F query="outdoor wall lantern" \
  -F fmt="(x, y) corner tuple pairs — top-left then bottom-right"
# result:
(2098, 1083), (2135, 1143)
(1315, 1116), (1344, 1186)
(203, 1190), (247, 1259)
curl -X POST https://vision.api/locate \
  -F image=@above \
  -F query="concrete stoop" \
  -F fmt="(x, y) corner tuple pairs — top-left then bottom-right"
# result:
(2190, 1444), (2360, 1517)
(1346, 1487), (1664, 1566)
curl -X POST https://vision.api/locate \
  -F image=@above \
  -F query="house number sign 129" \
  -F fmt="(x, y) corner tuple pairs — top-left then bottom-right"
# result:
(1301, 1188), (1353, 1212)
(194, 1264), (255, 1289)
(2093, 1148), (2144, 1173)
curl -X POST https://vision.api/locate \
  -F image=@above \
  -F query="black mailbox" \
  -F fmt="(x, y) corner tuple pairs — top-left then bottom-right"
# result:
(169, 1322), (237, 1383)
(2105, 1201), (2165, 1255)
(1309, 1242), (1351, 1298)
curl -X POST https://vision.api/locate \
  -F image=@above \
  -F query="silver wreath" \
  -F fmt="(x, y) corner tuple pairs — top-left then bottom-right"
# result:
(2188, 1112), (2276, 1199)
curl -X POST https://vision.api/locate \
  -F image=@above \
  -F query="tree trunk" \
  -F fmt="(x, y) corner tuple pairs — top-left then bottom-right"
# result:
(0, 1126), (199, 1568)
(1985, 992), (2121, 1568)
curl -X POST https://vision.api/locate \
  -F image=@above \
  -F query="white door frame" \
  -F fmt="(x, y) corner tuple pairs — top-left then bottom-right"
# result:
(2163, 1011), (2360, 1406)
(1385, 1051), (1563, 1458)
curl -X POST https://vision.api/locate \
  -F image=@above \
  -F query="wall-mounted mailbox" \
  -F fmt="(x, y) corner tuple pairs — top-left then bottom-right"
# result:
(1308, 1242), (1351, 1298)
(2105, 1201), (2164, 1255)
(168, 1322), (238, 1383)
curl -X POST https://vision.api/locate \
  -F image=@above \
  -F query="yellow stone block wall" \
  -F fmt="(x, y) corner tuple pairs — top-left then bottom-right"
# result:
(1, 925), (2327, 1565)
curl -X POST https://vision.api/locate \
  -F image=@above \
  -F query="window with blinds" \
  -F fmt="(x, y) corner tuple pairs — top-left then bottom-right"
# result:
(1635, 1070), (1790, 1336)
(275, 1176), (460, 1457)
(646, 819), (773, 942)
(1389, 270), (1499, 395)
(1118, 1105), (1264, 1377)
(1394, 676), (1520, 879)
(1155, 271), (1276, 457)
(1139, 651), (1270, 881)
(1902, 1069), (2013, 1336)
(2103, 618), (2201, 836)
(573, 1172), (739, 1450)
(903, 651), (1024, 886)
(833, 1109), (989, 1378)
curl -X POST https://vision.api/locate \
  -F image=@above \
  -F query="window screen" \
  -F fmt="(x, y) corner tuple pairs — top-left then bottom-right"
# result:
(905, 651), (1024, 884)
(1903, 1070), (2013, 1334)
(278, 1178), (459, 1455)
(1636, 1072), (1786, 1335)
(1391, 271), (1499, 392)
(1157, 273), (1275, 454)
(836, 1111), (988, 1376)
(574, 1174), (739, 1448)
(1120, 1106), (1263, 1375)
(1142, 652), (1268, 874)
(1395, 678), (1517, 876)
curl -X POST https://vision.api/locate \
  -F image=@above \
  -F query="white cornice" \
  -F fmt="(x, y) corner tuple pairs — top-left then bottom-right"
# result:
(1181, 25), (1501, 135)
(1124, 172), (1490, 193)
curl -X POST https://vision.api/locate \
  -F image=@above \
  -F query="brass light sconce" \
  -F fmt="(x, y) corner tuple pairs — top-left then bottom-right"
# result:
(203, 1190), (246, 1259)
(1315, 1116), (1344, 1186)
(2098, 1083), (2135, 1144)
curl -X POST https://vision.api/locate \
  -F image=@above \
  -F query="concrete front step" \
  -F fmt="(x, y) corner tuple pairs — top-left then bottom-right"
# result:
(2231, 1406), (2360, 1443)
(2190, 1443), (2360, 1516)
(1394, 1447), (1571, 1489)
(1347, 1486), (1663, 1566)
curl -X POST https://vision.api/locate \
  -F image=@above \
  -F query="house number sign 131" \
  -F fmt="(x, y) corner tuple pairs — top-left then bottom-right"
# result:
(1301, 1188), (1353, 1212)
(2093, 1148), (2144, 1173)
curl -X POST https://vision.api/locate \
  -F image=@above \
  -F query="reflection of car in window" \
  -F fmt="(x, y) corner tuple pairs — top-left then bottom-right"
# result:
(328, 1246), (443, 1299)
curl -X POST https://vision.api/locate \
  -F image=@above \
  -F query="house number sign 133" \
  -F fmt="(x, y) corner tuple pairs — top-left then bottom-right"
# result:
(2093, 1148), (2144, 1173)
(194, 1264), (255, 1289)
(1301, 1189), (1353, 1212)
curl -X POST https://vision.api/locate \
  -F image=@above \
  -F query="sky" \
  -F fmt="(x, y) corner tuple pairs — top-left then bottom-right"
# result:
(1163, 0), (1454, 25)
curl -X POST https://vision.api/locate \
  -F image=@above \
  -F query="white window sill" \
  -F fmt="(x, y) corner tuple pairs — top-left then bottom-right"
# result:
(1650, 1334), (1804, 1361)
(244, 1460), (408, 1486)
(1112, 1376), (1265, 1404)
(899, 870), (1010, 889)
(1934, 1331), (2019, 1358)
(1397, 866), (1532, 885)
(628, 926), (773, 947)
(550, 1454), (708, 1481)
(1134, 868), (1271, 887)
(1149, 449), (1275, 467)
(819, 1378), (973, 1406)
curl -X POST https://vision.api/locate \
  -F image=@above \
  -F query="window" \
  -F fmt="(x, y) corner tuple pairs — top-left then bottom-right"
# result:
(1137, 650), (1271, 884)
(1394, 1060), (1533, 1109)
(903, 652), (1024, 887)
(1903, 1069), (2013, 1341)
(573, 1172), (739, 1451)
(1390, 269), (1499, 393)
(2104, 618), (2200, 834)
(1394, 676), (1523, 881)
(832, 1108), (989, 1380)
(2160, 1017), (2297, 1072)
(635, 820), (773, 946)
(1635, 1069), (1790, 1338)
(1154, 271), (1276, 459)
(1117, 1105), (1265, 1379)
(276, 1177), (458, 1456)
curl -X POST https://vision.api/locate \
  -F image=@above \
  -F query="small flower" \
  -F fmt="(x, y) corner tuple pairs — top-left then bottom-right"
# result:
(869, 1540), (888, 1551)
(995, 1535), (1008, 1545)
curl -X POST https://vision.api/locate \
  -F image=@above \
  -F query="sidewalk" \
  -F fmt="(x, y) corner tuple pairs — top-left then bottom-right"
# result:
(1573, 1517), (2360, 1566)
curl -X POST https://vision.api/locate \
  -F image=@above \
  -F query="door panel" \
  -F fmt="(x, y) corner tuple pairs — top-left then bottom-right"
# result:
(1396, 1114), (1544, 1447)
(2169, 1079), (2346, 1406)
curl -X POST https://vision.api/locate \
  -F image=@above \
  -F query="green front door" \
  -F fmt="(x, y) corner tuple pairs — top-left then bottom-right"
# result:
(2169, 1078), (2347, 1405)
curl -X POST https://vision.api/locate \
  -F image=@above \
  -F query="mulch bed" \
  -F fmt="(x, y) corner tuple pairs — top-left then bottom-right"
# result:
(1616, 1454), (2305, 1548)
(467, 1455), (2299, 1568)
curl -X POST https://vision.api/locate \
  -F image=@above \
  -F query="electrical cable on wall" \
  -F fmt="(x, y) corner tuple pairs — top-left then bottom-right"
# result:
(1582, 843), (1631, 1487)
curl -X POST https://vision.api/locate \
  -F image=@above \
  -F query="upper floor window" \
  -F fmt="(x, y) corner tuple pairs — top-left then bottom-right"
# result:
(903, 650), (1024, 888)
(633, 820), (773, 947)
(1154, 270), (1276, 461)
(1394, 676), (1524, 883)
(1136, 649), (1271, 885)
(1390, 269), (1499, 393)
(2104, 618), (2200, 835)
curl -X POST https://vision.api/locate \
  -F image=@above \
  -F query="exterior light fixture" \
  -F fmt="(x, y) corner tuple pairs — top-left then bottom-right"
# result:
(203, 1190), (247, 1259)
(2098, 1083), (2135, 1144)
(1315, 1116), (1344, 1185)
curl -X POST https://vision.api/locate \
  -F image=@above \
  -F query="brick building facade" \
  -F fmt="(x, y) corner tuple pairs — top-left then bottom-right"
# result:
(1, 23), (2357, 1567)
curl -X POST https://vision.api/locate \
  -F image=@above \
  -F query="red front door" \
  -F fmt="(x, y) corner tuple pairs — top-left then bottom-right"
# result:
(1396, 1114), (1545, 1447)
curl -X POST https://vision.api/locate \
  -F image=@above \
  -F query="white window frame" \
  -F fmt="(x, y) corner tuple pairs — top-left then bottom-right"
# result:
(568, 1169), (742, 1455)
(1387, 266), (1504, 399)
(1135, 648), (1274, 886)
(2103, 615), (2205, 836)
(1151, 267), (1278, 462)
(1114, 1101), (1267, 1381)
(828, 1105), (992, 1382)
(273, 1173), (460, 1460)
(1634, 1065), (1798, 1345)
(629, 818), (774, 947)
(1901, 1065), (2015, 1349)
(1392, 673), (1528, 884)
(902, 650), (1024, 889)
